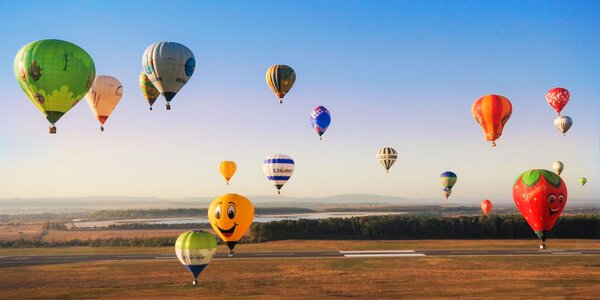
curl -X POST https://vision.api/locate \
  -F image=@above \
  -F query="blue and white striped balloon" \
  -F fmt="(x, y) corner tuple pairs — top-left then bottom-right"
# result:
(263, 154), (295, 194)
(310, 106), (331, 140)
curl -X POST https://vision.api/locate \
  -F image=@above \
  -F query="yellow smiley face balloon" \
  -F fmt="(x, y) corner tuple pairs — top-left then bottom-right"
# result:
(208, 194), (254, 254)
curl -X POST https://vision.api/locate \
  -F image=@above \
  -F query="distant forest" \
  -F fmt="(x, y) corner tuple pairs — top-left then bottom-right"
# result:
(248, 214), (600, 242)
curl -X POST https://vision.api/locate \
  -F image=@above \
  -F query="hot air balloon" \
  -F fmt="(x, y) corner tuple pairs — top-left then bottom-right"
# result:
(442, 188), (452, 199)
(377, 147), (397, 173)
(310, 106), (331, 140)
(208, 194), (254, 257)
(552, 161), (564, 175)
(579, 177), (587, 186)
(266, 65), (296, 104)
(471, 94), (512, 147)
(546, 87), (570, 116)
(142, 42), (195, 110)
(554, 116), (573, 136)
(440, 171), (457, 199)
(481, 199), (492, 215)
(263, 154), (295, 194)
(175, 230), (217, 286)
(14, 39), (95, 134)
(85, 75), (123, 132)
(219, 161), (237, 185)
(513, 169), (568, 249)
(139, 71), (159, 110)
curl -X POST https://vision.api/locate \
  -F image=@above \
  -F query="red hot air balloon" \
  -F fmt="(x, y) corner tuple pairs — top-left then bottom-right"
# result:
(546, 87), (570, 116)
(471, 94), (512, 147)
(481, 199), (492, 215)
(513, 169), (568, 249)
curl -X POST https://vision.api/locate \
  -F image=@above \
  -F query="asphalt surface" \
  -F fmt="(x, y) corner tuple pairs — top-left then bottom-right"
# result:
(2, 249), (600, 268)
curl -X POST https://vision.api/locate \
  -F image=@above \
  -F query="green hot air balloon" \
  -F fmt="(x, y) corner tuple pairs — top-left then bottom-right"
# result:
(14, 39), (95, 133)
(175, 230), (217, 286)
(579, 177), (587, 186)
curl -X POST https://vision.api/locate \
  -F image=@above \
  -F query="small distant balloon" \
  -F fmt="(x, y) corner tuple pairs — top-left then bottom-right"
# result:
(579, 177), (587, 186)
(175, 230), (217, 286)
(546, 87), (570, 116)
(263, 154), (295, 194)
(472, 94), (512, 147)
(219, 161), (237, 185)
(552, 161), (564, 176)
(310, 106), (331, 140)
(377, 147), (397, 173)
(481, 199), (492, 215)
(139, 71), (159, 110)
(266, 65), (296, 104)
(554, 116), (573, 136)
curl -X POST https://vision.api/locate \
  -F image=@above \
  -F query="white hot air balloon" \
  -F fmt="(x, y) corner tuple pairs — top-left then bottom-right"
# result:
(553, 161), (564, 175)
(554, 116), (573, 136)
(142, 42), (195, 110)
(85, 75), (123, 132)
(377, 147), (397, 173)
(263, 154), (295, 194)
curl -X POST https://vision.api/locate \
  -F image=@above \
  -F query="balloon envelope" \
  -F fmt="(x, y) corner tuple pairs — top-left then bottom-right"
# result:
(142, 42), (195, 108)
(85, 75), (123, 131)
(471, 94), (512, 147)
(175, 230), (217, 283)
(552, 161), (564, 175)
(481, 199), (493, 215)
(310, 106), (331, 139)
(219, 161), (237, 184)
(579, 177), (587, 186)
(263, 154), (295, 194)
(554, 116), (573, 135)
(546, 87), (570, 115)
(266, 65), (296, 103)
(139, 71), (159, 109)
(513, 169), (567, 245)
(14, 39), (95, 131)
(440, 171), (457, 190)
(208, 194), (254, 251)
(377, 147), (397, 173)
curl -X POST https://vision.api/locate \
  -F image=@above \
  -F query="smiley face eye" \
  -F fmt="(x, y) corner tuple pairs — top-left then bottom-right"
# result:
(558, 195), (564, 203)
(548, 194), (557, 204)
(215, 205), (222, 219)
(228, 204), (236, 219)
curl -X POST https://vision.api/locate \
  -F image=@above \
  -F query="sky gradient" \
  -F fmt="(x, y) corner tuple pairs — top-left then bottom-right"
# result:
(0, 1), (598, 202)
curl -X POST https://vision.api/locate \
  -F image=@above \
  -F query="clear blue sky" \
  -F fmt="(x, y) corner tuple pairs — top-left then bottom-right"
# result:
(0, 0), (597, 202)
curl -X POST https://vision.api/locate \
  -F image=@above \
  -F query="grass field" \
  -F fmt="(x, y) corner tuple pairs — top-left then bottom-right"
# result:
(0, 222), (44, 240)
(1, 240), (600, 298)
(42, 228), (215, 242)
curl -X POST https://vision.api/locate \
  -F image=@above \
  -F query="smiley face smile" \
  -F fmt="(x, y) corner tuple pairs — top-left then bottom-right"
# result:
(216, 223), (237, 238)
(549, 207), (560, 216)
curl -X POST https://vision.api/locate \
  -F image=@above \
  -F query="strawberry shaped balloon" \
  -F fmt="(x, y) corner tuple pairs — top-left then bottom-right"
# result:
(513, 169), (568, 249)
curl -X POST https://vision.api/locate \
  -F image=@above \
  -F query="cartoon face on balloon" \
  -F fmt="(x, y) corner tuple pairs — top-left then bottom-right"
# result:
(513, 169), (567, 239)
(208, 194), (254, 243)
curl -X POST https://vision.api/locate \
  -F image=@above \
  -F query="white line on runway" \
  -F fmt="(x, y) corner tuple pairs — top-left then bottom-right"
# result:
(344, 254), (426, 258)
(339, 250), (416, 254)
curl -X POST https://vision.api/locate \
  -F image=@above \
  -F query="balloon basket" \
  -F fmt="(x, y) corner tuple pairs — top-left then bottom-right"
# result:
(49, 126), (57, 134)
(166, 103), (171, 110)
(192, 280), (197, 286)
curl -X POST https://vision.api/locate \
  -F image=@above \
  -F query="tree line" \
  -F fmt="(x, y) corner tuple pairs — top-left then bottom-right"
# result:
(247, 214), (600, 242)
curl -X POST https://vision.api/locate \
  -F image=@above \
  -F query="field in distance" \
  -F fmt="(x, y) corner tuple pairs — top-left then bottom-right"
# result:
(1, 240), (600, 299)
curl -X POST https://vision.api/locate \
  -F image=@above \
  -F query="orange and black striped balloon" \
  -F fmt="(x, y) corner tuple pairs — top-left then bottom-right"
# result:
(266, 65), (296, 104)
(471, 94), (512, 147)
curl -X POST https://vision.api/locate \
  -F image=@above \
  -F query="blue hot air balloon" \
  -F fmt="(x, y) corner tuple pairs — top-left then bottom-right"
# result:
(440, 171), (457, 199)
(262, 154), (295, 194)
(310, 106), (331, 140)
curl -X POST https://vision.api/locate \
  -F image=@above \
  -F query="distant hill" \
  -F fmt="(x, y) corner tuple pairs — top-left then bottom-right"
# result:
(0, 194), (597, 214)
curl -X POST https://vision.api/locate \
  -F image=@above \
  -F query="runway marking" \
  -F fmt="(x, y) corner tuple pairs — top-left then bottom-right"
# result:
(339, 250), (416, 254)
(344, 254), (426, 258)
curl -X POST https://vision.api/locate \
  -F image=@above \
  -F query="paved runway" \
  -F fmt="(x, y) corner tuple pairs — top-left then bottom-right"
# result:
(2, 249), (600, 268)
